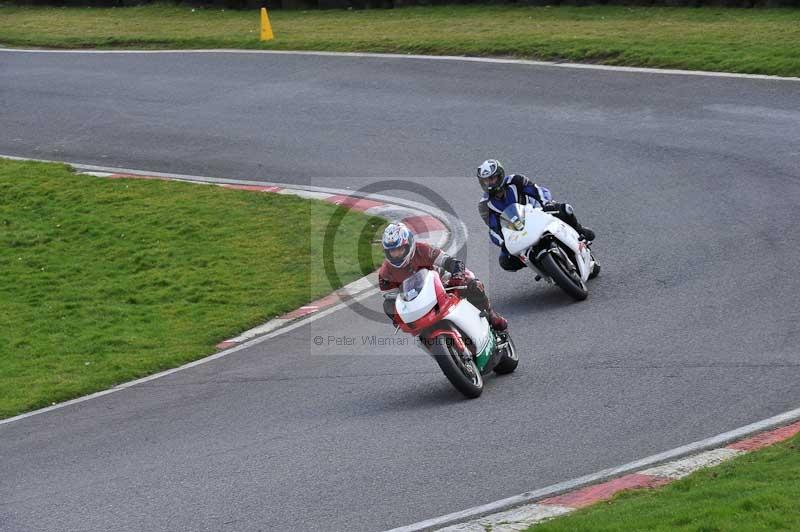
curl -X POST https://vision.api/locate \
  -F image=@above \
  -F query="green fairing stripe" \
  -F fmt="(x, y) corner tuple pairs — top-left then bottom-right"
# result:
(474, 333), (495, 371)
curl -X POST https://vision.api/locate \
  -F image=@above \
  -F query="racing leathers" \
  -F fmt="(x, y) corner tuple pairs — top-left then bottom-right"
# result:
(378, 242), (508, 331)
(478, 174), (595, 271)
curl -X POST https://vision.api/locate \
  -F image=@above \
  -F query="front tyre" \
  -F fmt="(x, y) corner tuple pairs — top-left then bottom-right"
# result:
(494, 332), (519, 375)
(433, 338), (484, 399)
(540, 246), (588, 301)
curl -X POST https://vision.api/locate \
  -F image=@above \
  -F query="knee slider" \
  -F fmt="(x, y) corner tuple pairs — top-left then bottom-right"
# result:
(383, 298), (396, 317)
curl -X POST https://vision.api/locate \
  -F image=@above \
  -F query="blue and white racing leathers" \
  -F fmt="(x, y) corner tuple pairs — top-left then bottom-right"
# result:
(478, 174), (583, 271)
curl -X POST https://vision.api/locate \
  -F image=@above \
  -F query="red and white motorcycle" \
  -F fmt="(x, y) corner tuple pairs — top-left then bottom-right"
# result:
(388, 269), (518, 398)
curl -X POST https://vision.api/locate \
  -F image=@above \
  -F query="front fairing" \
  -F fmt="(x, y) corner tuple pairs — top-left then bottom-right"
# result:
(501, 204), (561, 256)
(395, 270), (437, 323)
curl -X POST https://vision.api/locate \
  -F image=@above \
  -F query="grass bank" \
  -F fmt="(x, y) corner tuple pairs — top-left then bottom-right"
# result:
(0, 5), (799, 76)
(531, 432), (800, 531)
(0, 159), (383, 419)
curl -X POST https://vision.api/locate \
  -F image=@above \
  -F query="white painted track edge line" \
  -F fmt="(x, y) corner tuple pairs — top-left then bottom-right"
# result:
(385, 406), (800, 532)
(0, 48), (797, 81)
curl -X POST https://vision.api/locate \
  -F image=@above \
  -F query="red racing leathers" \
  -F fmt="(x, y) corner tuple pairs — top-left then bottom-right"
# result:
(378, 242), (449, 291)
(378, 242), (507, 330)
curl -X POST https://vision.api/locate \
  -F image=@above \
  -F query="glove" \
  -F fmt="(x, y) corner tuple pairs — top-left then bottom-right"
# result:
(444, 257), (466, 280)
(378, 276), (396, 291)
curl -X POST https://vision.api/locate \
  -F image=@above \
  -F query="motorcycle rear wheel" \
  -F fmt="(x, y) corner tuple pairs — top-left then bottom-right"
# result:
(540, 245), (588, 301)
(434, 340), (484, 399)
(494, 332), (519, 375)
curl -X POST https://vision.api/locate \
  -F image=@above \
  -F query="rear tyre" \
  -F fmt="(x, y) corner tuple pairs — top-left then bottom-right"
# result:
(588, 254), (601, 280)
(494, 332), (519, 375)
(540, 245), (588, 301)
(434, 338), (484, 399)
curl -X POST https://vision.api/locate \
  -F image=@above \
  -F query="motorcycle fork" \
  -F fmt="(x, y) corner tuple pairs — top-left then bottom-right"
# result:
(526, 247), (551, 282)
(535, 241), (579, 274)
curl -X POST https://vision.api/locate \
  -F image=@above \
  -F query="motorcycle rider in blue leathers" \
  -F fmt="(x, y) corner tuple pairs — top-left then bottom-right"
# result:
(476, 159), (598, 274)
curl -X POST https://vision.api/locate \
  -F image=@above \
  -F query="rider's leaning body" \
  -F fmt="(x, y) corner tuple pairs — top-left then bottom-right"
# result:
(378, 222), (508, 331)
(476, 159), (596, 272)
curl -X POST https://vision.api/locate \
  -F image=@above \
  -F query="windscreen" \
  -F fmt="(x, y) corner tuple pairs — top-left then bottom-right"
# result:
(401, 269), (427, 302)
(500, 204), (526, 231)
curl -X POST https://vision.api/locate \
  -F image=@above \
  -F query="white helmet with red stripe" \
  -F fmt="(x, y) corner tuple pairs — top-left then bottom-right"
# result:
(382, 222), (416, 268)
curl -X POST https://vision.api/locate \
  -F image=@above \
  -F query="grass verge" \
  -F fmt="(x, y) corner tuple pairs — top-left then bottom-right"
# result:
(0, 5), (799, 76)
(530, 432), (800, 531)
(0, 158), (384, 419)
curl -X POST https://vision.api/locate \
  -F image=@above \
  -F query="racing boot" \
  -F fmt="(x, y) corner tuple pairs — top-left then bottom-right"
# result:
(488, 310), (508, 332)
(463, 278), (508, 331)
(578, 225), (595, 242)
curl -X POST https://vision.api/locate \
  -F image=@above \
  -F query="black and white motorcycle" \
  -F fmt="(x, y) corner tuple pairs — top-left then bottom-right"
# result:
(499, 203), (600, 301)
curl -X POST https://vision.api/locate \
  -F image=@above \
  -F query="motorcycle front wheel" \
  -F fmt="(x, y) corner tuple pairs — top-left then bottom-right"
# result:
(539, 244), (588, 301)
(434, 338), (484, 399)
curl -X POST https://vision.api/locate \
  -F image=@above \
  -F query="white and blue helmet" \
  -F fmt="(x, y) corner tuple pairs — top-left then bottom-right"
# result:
(382, 222), (416, 268)
(477, 159), (506, 195)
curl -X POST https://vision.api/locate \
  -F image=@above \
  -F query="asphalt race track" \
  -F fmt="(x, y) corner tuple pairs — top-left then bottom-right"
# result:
(1, 50), (799, 532)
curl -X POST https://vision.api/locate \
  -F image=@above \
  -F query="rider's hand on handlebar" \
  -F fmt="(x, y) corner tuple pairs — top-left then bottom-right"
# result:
(450, 274), (465, 286)
(444, 258), (466, 286)
(444, 257), (466, 276)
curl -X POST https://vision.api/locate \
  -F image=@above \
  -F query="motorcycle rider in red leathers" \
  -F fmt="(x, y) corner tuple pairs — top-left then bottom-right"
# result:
(378, 222), (508, 331)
